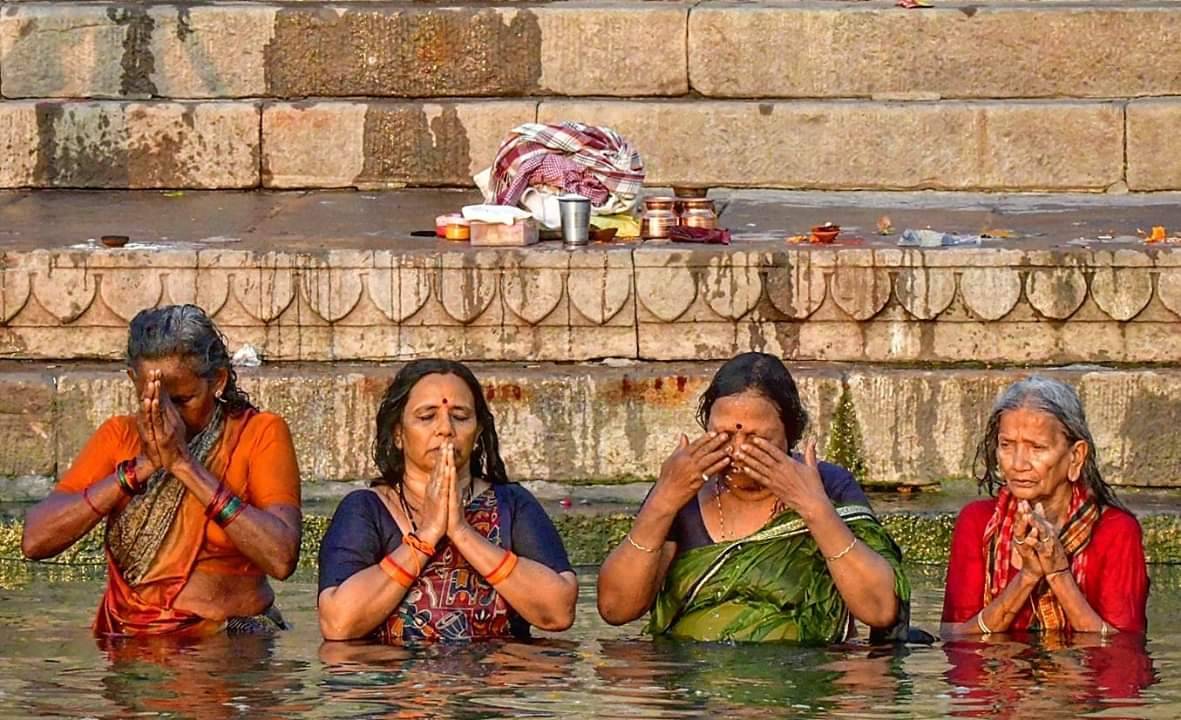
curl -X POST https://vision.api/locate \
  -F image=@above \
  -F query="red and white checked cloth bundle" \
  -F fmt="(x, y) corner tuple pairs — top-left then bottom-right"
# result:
(490, 122), (645, 210)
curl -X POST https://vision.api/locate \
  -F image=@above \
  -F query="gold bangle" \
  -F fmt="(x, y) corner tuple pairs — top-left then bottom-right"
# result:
(625, 533), (659, 554)
(1045, 567), (1071, 581)
(824, 537), (858, 562)
(977, 612), (993, 635)
(1100, 621), (1114, 636)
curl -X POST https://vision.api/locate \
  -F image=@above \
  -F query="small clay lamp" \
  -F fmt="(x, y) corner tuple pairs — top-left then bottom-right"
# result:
(810, 223), (840, 244)
(100, 235), (130, 248)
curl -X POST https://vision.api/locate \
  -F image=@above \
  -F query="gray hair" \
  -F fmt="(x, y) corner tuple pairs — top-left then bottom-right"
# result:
(974, 375), (1121, 509)
(126, 305), (253, 414)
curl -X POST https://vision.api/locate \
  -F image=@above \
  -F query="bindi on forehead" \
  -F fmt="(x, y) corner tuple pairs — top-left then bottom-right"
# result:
(736, 423), (743, 430)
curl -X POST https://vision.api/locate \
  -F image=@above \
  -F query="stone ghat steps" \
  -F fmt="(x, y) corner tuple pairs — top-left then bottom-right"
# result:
(2, 1), (1181, 190)
(0, 362), (1178, 496)
(5, 495), (1181, 567)
(1, 189), (1179, 365)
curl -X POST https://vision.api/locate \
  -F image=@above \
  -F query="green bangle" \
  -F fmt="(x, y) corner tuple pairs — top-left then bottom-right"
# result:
(215, 495), (243, 526)
(115, 464), (134, 496)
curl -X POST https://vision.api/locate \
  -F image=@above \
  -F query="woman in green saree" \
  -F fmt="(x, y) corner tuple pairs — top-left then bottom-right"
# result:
(597, 353), (910, 643)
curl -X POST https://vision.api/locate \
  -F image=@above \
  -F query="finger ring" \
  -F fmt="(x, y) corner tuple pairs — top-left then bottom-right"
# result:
(701, 472), (710, 483)
(1014, 537), (1026, 545)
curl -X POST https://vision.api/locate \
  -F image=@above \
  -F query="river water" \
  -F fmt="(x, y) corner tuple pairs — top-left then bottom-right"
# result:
(1, 563), (1177, 719)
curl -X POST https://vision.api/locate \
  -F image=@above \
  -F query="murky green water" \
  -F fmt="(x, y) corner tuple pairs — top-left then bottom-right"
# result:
(1, 564), (1179, 719)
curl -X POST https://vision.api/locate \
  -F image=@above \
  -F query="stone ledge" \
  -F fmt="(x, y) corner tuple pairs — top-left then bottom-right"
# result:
(5, 2), (1178, 102)
(0, 101), (260, 189)
(0, 362), (1176, 491)
(537, 99), (1124, 190)
(0, 98), (1139, 190)
(689, 3), (1181, 100)
(261, 101), (538, 188)
(0, 2), (688, 99)
(0, 189), (1178, 363)
(4, 503), (1181, 568)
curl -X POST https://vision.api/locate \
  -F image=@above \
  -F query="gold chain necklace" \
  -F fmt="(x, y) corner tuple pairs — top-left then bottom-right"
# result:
(713, 479), (785, 541)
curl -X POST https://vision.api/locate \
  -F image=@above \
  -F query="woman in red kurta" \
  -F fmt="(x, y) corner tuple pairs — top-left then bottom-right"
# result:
(942, 377), (1148, 637)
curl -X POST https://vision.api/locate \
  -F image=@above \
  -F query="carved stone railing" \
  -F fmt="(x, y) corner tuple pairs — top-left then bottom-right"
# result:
(1, 244), (1177, 363)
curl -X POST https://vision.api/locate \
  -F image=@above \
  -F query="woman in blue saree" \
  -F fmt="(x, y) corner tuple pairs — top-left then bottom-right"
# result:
(597, 353), (909, 643)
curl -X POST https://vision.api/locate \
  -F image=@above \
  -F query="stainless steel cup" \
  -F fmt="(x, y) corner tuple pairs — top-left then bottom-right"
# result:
(558, 194), (591, 248)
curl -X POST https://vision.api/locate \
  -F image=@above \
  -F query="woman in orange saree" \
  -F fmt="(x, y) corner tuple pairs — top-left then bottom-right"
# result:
(22, 305), (302, 638)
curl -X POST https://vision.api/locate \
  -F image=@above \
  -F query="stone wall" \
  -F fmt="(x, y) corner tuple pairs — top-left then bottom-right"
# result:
(2, 1), (1180, 190)
(0, 243), (1176, 363)
(1, 363), (1177, 494)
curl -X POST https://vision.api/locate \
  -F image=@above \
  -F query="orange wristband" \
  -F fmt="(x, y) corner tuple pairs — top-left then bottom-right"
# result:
(403, 533), (436, 559)
(379, 554), (416, 588)
(486, 550), (519, 585)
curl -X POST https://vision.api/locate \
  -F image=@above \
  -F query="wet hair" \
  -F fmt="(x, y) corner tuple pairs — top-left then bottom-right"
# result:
(126, 304), (253, 415)
(974, 375), (1122, 510)
(696, 352), (809, 451)
(372, 359), (509, 488)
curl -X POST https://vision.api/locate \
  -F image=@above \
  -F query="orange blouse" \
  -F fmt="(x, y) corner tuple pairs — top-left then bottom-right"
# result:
(57, 411), (301, 577)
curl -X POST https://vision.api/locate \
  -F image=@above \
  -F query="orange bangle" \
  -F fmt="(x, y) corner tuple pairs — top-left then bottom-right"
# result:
(379, 554), (416, 588)
(403, 533), (436, 559)
(485, 550), (519, 585)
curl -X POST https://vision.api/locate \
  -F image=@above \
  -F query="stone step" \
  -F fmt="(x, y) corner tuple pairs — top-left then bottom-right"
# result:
(3, 97), (1174, 190)
(0, 361), (1177, 496)
(0, 189), (1178, 364)
(3, 1), (1177, 101)
(3, 2), (1181, 190)
(5, 489), (1181, 568)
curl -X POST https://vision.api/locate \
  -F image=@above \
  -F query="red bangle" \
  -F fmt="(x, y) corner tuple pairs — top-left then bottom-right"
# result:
(205, 483), (232, 520)
(81, 486), (104, 517)
(486, 550), (519, 585)
(122, 460), (139, 491)
(379, 554), (416, 588)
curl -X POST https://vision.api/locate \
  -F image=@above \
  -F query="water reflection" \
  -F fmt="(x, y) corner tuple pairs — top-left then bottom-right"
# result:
(597, 639), (917, 718)
(319, 640), (579, 718)
(1, 567), (1179, 719)
(97, 634), (314, 719)
(944, 633), (1157, 718)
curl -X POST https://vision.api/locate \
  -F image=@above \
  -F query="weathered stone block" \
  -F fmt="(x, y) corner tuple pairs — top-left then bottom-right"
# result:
(0, 4), (275, 98)
(55, 372), (137, 469)
(1, 4), (127, 98)
(1077, 370), (1181, 488)
(1128, 99), (1181, 191)
(846, 369), (1181, 488)
(538, 100), (1123, 190)
(262, 4), (686, 98)
(690, 5), (1181, 100)
(0, 104), (39, 187)
(262, 101), (536, 188)
(0, 101), (260, 189)
(537, 3), (688, 96)
(0, 372), (55, 478)
(264, 6), (545, 97)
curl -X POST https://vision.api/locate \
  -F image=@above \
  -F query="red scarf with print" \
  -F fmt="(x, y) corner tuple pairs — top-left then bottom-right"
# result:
(982, 483), (1100, 632)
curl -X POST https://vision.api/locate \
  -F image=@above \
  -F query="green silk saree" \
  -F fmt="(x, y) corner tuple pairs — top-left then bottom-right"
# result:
(647, 505), (910, 644)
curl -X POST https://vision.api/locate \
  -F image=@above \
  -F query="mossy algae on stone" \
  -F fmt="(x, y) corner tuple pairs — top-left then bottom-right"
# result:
(825, 385), (868, 486)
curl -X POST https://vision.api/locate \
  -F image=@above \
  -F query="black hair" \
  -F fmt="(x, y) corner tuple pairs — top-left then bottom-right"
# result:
(126, 304), (253, 415)
(696, 352), (809, 450)
(372, 359), (509, 488)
